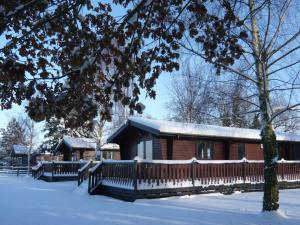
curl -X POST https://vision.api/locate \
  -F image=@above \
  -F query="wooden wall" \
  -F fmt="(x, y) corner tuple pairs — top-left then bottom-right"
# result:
(245, 143), (264, 160)
(36, 154), (63, 162)
(172, 140), (196, 160)
(225, 142), (264, 160)
(166, 139), (265, 160)
(115, 126), (300, 161)
(82, 150), (95, 160)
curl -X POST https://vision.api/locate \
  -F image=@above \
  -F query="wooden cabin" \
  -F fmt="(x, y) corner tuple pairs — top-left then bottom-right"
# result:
(99, 143), (120, 160)
(55, 136), (96, 161)
(35, 152), (63, 162)
(108, 117), (300, 160)
(10, 145), (36, 166)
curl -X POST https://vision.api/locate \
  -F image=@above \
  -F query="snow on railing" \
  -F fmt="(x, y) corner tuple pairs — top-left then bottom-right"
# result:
(32, 162), (43, 171)
(52, 160), (85, 164)
(32, 161), (88, 179)
(78, 160), (92, 173)
(78, 161), (100, 186)
(87, 158), (300, 193)
(88, 161), (102, 173)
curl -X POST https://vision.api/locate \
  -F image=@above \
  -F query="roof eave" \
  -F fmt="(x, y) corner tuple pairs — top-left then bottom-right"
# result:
(107, 122), (130, 143)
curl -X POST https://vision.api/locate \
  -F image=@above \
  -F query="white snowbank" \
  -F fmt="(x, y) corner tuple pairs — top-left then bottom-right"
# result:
(0, 174), (300, 225)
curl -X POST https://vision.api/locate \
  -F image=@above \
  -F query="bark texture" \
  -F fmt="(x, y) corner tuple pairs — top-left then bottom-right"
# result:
(248, 0), (279, 211)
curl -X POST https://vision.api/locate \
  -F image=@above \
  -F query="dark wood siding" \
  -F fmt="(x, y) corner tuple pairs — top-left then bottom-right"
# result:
(214, 141), (226, 160)
(246, 143), (263, 160)
(287, 143), (300, 160)
(173, 140), (197, 160)
(160, 138), (168, 160)
(153, 136), (162, 159)
(229, 143), (238, 160)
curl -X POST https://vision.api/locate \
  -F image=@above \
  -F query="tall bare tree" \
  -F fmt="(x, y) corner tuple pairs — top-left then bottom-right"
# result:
(178, 0), (300, 210)
(167, 62), (216, 124)
(213, 76), (257, 127)
(167, 64), (258, 128)
(20, 116), (37, 175)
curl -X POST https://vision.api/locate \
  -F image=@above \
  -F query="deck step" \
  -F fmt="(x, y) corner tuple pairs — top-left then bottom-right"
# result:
(89, 181), (102, 195)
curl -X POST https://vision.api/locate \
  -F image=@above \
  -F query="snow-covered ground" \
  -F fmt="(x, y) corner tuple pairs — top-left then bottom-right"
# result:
(1, 174), (300, 225)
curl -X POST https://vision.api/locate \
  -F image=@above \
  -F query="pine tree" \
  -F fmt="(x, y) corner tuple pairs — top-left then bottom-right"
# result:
(0, 118), (28, 154)
(41, 117), (96, 152)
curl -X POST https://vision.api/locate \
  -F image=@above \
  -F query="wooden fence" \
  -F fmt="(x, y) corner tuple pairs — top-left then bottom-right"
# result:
(32, 161), (86, 181)
(88, 159), (300, 200)
(0, 166), (31, 176)
(78, 161), (99, 186)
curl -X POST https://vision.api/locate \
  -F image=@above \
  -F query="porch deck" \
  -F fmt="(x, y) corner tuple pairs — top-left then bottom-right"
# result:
(88, 158), (300, 201)
(32, 161), (87, 182)
(32, 160), (100, 182)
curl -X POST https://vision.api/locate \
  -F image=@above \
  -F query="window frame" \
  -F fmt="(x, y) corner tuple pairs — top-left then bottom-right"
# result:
(137, 139), (153, 160)
(238, 143), (245, 160)
(207, 141), (214, 160)
(197, 141), (205, 160)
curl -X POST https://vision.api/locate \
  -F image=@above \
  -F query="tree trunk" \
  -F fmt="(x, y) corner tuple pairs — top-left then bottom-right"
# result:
(248, 0), (279, 211)
(261, 121), (279, 211)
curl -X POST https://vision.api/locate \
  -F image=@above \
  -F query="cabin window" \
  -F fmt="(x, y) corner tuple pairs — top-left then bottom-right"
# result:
(197, 141), (205, 159)
(102, 151), (113, 160)
(207, 141), (214, 159)
(17, 157), (22, 165)
(72, 152), (77, 161)
(238, 143), (245, 160)
(137, 142), (144, 159)
(137, 140), (153, 160)
(145, 140), (153, 160)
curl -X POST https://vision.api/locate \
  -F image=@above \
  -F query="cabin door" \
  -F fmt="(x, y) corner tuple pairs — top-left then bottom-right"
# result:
(137, 140), (153, 160)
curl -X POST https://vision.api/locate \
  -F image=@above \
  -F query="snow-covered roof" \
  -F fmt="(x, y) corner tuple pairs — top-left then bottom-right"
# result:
(100, 143), (120, 151)
(56, 136), (97, 152)
(108, 117), (300, 143)
(11, 145), (29, 155)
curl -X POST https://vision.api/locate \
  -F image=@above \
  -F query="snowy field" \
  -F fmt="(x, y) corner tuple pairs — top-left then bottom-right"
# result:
(1, 175), (300, 225)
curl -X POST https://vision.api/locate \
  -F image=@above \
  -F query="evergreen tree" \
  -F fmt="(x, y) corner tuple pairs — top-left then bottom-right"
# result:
(41, 117), (95, 152)
(0, 118), (28, 154)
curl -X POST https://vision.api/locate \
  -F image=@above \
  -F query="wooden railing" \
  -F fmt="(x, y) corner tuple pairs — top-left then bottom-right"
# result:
(0, 166), (31, 176)
(52, 161), (85, 176)
(88, 160), (137, 194)
(88, 162), (102, 193)
(32, 163), (45, 179)
(88, 158), (300, 194)
(32, 161), (86, 180)
(277, 160), (300, 181)
(78, 161), (99, 186)
(102, 160), (137, 189)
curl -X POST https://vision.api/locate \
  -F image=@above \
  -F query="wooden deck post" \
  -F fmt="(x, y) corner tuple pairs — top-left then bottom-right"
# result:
(133, 159), (138, 193)
(280, 159), (284, 181)
(191, 158), (195, 187)
(88, 171), (91, 194)
(51, 161), (54, 180)
(242, 158), (247, 191)
(77, 172), (80, 187)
